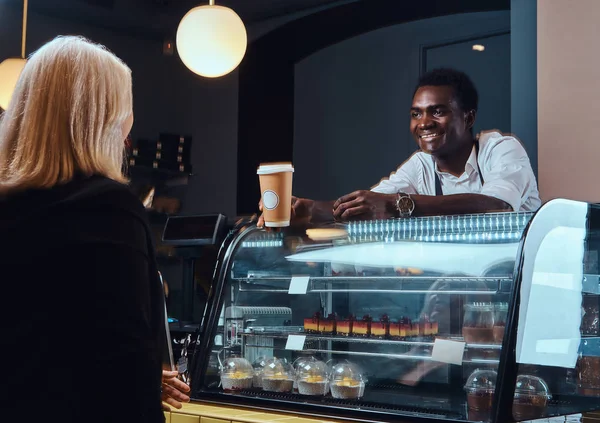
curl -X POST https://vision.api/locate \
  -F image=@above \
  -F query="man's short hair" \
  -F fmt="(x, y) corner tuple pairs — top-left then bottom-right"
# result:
(414, 68), (478, 113)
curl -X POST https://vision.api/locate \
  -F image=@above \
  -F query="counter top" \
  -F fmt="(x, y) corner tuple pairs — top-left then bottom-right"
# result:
(166, 401), (373, 423)
(166, 403), (600, 423)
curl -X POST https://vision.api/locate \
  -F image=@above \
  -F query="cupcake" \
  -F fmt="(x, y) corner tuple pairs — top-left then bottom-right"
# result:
(292, 356), (310, 392)
(464, 369), (497, 413)
(261, 358), (294, 392)
(252, 356), (269, 389)
(329, 361), (366, 400)
(465, 369), (551, 421)
(296, 357), (329, 396)
(220, 357), (253, 392)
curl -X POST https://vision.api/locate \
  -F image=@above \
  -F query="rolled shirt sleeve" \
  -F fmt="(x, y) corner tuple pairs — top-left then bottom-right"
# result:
(478, 136), (538, 212)
(371, 153), (421, 195)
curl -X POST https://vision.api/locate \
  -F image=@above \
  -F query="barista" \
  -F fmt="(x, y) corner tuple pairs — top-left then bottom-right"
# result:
(258, 68), (540, 226)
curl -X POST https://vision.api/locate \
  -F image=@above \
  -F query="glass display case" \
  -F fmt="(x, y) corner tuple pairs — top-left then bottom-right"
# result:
(190, 199), (600, 422)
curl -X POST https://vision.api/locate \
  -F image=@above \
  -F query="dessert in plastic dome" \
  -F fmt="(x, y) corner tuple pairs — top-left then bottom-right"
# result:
(329, 361), (365, 399)
(464, 369), (497, 412)
(292, 356), (310, 392)
(252, 356), (269, 389)
(513, 375), (551, 420)
(220, 357), (253, 392)
(262, 357), (294, 392)
(296, 357), (329, 396)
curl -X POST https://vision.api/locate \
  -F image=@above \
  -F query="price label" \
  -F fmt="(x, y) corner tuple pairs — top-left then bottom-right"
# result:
(288, 276), (310, 294)
(285, 334), (306, 351)
(431, 338), (466, 365)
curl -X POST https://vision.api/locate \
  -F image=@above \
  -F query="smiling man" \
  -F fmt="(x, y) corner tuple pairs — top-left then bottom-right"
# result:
(331, 68), (540, 220)
(258, 68), (541, 225)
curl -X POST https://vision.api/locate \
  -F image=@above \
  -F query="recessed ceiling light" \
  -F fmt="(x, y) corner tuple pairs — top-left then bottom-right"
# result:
(472, 44), (485, 52)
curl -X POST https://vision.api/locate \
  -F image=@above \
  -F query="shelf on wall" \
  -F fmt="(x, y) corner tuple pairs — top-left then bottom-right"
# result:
(128, 165), (191, 187)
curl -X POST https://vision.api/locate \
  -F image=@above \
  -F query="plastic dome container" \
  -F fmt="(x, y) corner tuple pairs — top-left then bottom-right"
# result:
(292, 356), (310, 391)
(261, 357), (294, 392)
(329, 361), (365, 399)
(464, 369), (497, 411)
(296, 357), (329, 396)
(251, 356), (269, 389)
(220, 357), (253, 392)
(513, 375), (551, 420)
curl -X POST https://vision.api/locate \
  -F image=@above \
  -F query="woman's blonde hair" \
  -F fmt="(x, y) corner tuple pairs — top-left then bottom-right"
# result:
(0, 35), (132, 192)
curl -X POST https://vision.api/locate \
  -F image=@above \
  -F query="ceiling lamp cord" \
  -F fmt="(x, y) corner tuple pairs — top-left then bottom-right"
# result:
(21, 0), (28, 59)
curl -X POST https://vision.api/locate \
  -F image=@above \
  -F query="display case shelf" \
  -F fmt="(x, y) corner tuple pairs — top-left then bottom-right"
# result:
(242, 344), (500, 364)
(237, 275), (512, 295)
(241, 330), (502, 350)
(240, 331), (501, 364)
(224, 386), (461, 419)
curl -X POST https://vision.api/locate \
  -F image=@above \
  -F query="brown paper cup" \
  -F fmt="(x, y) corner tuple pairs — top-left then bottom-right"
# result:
(257, 162), (294, 227)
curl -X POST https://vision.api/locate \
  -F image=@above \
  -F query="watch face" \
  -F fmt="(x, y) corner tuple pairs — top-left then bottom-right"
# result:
(397, 195), (415, 215)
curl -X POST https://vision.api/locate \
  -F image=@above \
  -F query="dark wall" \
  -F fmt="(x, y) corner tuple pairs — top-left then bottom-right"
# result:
(236, 0), (512, 214)
(293, 11), (510, 201)
(510, 0), (537, 176)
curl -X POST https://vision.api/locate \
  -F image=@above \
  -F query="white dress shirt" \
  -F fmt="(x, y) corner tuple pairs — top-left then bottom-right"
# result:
(371, 130), (541, 212)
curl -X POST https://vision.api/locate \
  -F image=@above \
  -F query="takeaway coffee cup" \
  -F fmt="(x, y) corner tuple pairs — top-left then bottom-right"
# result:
(257, 162), (294, 227)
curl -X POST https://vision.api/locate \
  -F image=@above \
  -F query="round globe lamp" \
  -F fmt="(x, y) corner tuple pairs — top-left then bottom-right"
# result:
(176, 1), (247, 78)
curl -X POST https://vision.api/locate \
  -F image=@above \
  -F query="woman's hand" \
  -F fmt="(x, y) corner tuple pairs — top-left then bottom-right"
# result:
(161, 370), (191, 411)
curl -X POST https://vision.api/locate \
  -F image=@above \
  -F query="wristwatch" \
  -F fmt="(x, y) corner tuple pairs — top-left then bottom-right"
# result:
(395, 192), (415, 218)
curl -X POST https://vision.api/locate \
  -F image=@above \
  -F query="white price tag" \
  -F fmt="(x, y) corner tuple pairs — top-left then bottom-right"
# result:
(431, 338), (465, 365)
(288, 276), (310, 294)
(285, 334), (306, 351)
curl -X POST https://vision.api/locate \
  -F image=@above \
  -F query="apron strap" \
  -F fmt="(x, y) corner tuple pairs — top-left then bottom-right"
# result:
(434, 141), (484, 196)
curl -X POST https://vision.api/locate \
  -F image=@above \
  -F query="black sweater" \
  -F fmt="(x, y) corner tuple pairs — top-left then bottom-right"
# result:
(1, 175), (164, 423)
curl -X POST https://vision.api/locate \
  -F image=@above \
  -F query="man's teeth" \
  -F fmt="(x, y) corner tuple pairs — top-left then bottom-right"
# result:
(421, 133), (440, 139)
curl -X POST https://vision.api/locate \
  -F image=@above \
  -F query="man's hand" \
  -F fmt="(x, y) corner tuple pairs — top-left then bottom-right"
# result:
(333, 190), (396, 221)
(161, 370), (191, 411)
(257, 196), (315, 228)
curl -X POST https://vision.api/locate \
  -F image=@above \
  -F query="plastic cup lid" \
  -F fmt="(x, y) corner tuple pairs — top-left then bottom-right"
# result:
(514, 374), (552, 398)
(464, 369), (497, 392)
(257, 163), (294, 175)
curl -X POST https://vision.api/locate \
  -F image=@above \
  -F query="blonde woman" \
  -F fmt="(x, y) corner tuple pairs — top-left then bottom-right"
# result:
(0, 36), (188, 421)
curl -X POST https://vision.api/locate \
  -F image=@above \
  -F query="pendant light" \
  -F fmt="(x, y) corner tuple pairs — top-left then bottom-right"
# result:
(176, 0), (247, 78)
(0, 0), (28, 110)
